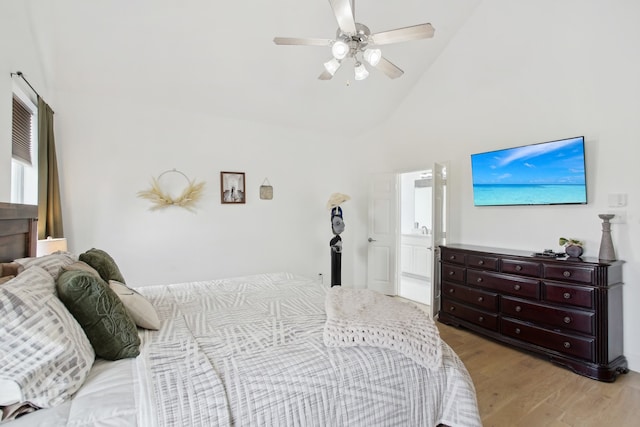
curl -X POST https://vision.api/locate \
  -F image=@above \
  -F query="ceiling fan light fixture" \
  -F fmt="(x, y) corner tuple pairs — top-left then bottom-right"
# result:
(323, 58), (341, 76)
(363, 48), (382, 66)
(331, 40), (350, 60)
(354, 62), (369, 80)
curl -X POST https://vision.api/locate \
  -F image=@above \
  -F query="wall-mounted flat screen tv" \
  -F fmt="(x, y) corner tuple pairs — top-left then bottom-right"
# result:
(471, 136), (587, 206)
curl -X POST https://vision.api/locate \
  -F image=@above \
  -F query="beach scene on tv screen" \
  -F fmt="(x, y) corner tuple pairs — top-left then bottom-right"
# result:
(471, 137), (587, 206)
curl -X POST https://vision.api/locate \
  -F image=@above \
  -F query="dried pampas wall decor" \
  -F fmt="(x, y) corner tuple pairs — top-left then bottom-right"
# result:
(137, 169), (205, 212)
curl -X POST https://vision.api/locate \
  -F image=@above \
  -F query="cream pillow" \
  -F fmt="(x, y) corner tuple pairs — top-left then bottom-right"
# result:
(109, 280), (160, 330)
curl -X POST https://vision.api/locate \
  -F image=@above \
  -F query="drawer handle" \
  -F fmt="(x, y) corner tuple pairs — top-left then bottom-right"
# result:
(515, 328), (521, 334)
(477, 296), (484, 302)
(515, 265), (523, 271)
(477, 277), (483, 283)
(563, 271), (571, 278)
(563, 292), (571, 299)
(513, 284), (521, 291)
(478, 260), (484, 265)
(449, 306), (456, 311)
(449, 255), (456, 260)
(448, 288), (455, 293)
(448, 271), (455, 276)
(515, 306), (522, 312)
(564, 341), (571, 349)
(564, 316), (571, 324)
(478, 316), (484, 322)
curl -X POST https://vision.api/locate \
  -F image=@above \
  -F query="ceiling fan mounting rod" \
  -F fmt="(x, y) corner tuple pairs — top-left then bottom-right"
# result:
(336, 22), (370, 58)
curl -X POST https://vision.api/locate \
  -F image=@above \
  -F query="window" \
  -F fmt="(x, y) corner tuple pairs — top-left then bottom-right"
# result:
(11, 90), (38, 204)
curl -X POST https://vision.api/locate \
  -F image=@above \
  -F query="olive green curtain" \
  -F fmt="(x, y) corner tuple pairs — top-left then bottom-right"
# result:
(37, 97), (64, 239)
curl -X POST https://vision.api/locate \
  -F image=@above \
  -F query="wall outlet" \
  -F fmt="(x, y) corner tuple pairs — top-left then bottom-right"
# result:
(318, 273), (323, 284)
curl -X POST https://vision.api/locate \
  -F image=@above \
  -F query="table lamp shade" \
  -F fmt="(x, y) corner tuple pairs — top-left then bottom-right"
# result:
(37, 237), (68, 256)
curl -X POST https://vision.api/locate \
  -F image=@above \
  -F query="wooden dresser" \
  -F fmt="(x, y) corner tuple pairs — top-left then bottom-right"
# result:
(438, 244), (628, 382)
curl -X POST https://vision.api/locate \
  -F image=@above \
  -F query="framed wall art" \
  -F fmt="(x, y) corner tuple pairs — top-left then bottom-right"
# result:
(220, 171), (245, 204)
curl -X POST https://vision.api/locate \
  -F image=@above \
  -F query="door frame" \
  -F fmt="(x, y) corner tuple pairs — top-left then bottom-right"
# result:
(368, 164), (448, 316)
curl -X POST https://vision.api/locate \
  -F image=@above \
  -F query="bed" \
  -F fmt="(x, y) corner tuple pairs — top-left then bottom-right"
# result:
(0, 202), (481, 426)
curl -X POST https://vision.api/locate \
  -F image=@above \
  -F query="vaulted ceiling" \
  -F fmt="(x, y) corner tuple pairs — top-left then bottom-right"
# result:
(35, 0), (480, 137)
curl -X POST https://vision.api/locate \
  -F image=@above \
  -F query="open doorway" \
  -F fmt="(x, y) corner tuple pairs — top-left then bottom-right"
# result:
(398, 171), (433, 305)
(397, 166), (447, 314)
(366, 164), (447, 317)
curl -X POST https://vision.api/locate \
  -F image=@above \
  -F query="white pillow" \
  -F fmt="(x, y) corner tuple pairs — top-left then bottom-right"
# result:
(0, 266), (95, 410)
(109, 280), (161, 330)
(13, 252), (78, 279)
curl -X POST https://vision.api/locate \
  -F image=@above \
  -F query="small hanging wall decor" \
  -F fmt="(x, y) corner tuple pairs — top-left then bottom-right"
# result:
(137, 169), (205, 212)
(260, 178), (273, 200)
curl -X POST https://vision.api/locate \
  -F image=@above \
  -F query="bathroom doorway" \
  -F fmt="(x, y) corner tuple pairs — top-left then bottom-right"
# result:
(398, 166), (447, 313)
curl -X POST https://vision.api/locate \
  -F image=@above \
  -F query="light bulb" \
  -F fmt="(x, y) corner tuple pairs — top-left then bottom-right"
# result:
(363, 48), (382, 66)
(354, 62), (369, 80)
(331, 40), (349, 60)
(323, 58), (341, 76)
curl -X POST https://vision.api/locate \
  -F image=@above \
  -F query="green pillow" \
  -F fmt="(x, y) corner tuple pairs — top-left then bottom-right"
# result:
(56, 270), (140, 360)
(79, 248), (126, 284)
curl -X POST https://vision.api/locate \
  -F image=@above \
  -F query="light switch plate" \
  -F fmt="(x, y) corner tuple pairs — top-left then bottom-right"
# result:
(608, 193), (628, 207)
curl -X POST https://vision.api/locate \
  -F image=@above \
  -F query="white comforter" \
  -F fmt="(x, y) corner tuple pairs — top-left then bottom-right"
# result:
(9, 273), (481, 426)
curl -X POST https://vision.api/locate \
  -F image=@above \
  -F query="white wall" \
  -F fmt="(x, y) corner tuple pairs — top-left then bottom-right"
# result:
(54, 90), (366, 287)
(1, 1), (371, 291)
(362, 0), (640, 371)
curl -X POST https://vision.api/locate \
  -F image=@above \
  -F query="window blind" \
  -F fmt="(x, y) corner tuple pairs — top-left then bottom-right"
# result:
(12, 96), (33, 165)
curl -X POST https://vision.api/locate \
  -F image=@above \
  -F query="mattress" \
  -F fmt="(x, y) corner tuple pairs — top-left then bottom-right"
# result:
(7, 272), (481, 426)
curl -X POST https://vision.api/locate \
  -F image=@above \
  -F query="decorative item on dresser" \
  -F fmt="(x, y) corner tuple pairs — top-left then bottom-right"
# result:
(598, 214), (616, 261)
(438, 244), (628, 382)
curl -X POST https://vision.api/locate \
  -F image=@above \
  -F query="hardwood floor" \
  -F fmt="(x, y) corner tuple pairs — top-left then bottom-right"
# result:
(437, 322), (640, 426)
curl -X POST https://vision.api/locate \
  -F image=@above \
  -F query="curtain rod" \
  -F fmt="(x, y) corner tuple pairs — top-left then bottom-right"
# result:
(10, 71), (54, 113)
(10, 71), (41, 98)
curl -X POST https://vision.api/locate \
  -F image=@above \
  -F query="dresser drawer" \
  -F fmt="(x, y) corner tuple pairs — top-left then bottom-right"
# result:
(442, 299), (498, 331)
(467, 270), (540, 299)
(501, 296), (595, 335)
(442, 281), (499, 311)
(467, 254), (499, 271)
(501, 258), (541, 277)
(442, 264), (466, 283)
(502, 318), (594, 361)
(441, 248), (466, 265)
(543, 264), (595, 284)
(543, 282), (595, 309)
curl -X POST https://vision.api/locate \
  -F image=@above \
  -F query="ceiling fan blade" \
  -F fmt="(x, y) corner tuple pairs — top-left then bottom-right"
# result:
(374, 57), (404, 79)
(318, 70), (334, 80)
(329, 0), (357, 34)
(369, 23), (435, 46)
(273, 37), (332, 46)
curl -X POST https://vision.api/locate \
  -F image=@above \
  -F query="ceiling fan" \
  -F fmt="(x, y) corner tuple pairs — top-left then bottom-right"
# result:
(273, 0), (435, 81)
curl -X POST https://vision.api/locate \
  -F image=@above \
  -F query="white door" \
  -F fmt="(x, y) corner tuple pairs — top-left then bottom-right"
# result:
(429, 162), (447, 317)
(366, 173), (397, 295)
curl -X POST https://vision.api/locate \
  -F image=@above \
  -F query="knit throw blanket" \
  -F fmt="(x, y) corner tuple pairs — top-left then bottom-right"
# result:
(323, 287), (442, 370)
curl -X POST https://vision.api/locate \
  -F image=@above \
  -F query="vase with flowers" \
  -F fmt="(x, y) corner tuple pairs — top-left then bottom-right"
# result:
(559, 237), (584, 258)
